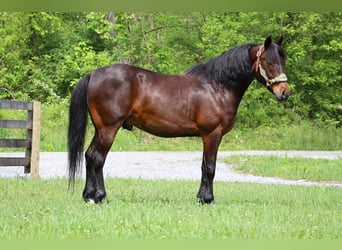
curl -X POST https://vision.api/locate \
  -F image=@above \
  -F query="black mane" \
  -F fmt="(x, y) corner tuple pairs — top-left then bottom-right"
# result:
(186, 43), (256, 88)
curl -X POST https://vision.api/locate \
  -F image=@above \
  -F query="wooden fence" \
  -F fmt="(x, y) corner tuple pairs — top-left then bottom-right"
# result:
(0, 100), (41, 178)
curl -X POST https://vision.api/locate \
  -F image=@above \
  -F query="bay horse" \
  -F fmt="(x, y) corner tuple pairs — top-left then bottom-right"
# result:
(68, 36), (290, 204)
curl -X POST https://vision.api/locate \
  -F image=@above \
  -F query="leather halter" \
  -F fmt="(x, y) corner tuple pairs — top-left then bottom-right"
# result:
(254, 45), (288, 86)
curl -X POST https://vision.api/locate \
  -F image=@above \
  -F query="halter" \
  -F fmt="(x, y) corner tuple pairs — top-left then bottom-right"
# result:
(255, 45), (288, 86)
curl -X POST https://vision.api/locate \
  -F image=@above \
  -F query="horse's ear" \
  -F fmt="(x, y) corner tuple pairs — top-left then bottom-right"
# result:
(276, 36), (284, 46)
(264, 35), (272, 50)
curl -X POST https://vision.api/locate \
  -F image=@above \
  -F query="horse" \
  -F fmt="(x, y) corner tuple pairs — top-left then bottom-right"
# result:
(68, 35), (290, 204)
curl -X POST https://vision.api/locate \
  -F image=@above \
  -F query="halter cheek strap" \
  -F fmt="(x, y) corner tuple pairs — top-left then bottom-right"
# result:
(254, 45), (288, 86)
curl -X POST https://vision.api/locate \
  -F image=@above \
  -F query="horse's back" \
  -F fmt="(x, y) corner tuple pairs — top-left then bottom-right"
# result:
(88, 63), (205, 100)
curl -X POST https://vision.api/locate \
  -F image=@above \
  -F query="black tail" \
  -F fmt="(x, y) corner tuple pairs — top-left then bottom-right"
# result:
(68, 74), (90, 189)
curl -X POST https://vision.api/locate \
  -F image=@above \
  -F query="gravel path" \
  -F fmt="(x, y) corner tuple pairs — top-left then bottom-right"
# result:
(1, 151), (342, 188)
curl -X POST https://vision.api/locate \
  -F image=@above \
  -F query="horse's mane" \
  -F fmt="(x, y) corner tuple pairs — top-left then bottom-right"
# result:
(185, 43), (256, 88)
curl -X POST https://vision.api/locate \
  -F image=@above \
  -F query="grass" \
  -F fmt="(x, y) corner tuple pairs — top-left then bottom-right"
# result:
(54, 119), (342, 152)
(40, 115), (342, 152)
(40, 102), (342, 151)
(222, 155), (342, 182)
(0, 177), (341, 239)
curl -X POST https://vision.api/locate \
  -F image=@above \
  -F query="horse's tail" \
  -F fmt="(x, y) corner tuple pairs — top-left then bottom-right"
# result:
(67, 74), (90, 189)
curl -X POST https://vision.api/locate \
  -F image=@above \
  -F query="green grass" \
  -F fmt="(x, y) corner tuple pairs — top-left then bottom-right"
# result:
(0, 178), (341, 239)
(222, 156), (342, 182)
(40, 102), (342, 151)
(40, 118), (342, 152)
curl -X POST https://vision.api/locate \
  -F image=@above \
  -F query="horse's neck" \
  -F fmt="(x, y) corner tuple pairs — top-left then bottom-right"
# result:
(226, 76), (254, 101)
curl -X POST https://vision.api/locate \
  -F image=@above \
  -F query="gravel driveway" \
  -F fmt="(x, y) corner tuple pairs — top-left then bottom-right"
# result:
(1, 151), (342, 187)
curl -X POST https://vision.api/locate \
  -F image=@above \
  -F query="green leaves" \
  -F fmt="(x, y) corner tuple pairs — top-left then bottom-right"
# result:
(0, 12), (340, 126)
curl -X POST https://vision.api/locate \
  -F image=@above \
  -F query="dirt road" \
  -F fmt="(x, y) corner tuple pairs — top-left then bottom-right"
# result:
(1, 151), (341, 187)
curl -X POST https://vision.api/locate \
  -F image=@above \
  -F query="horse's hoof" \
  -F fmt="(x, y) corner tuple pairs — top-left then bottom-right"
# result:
(197, 195), (215, 205)
(95, 190), (106, 203)
(198, 199), (215, 205)
(86, 198), (96, 204)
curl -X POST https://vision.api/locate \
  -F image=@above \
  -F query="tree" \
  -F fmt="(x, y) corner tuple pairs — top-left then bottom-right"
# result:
(0, 12), (340, 126)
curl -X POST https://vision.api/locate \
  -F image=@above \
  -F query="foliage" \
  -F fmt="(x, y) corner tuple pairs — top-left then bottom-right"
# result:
(0, 12), (341, 127)
(0, 178), (341, 239)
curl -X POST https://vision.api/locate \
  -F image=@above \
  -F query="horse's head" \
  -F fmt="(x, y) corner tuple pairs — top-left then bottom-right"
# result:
(252, 36), (290, 101)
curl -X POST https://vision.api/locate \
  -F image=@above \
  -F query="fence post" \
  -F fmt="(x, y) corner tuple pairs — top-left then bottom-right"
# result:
(30, 101), (41, 179)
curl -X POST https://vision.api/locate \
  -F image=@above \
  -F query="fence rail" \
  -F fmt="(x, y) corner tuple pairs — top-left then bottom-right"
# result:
(0, 100), (41, 178)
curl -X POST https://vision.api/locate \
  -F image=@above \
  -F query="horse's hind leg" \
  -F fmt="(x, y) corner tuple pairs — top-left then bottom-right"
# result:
(83, 127), (118, 203)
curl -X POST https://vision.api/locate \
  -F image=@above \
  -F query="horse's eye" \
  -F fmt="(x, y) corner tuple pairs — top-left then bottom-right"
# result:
(267, 61), (273, 66)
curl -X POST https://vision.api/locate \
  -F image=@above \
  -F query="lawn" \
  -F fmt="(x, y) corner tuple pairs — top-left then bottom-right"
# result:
(0, 177), (341, 239)
(222, 155), (342, 182)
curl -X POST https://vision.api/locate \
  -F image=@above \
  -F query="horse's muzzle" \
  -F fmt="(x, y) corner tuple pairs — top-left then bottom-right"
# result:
(277, 89), (290, 101)
(270, 82), (291, 102)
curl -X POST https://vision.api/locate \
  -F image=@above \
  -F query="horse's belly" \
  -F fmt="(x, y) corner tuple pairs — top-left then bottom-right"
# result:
(125, 114), (200, 138)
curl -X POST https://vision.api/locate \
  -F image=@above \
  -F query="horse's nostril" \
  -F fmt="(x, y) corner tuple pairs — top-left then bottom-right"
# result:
(281, 90), (289, 101)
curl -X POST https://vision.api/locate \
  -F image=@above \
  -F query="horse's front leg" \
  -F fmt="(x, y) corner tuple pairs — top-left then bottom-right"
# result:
(197, 131), (222, 204)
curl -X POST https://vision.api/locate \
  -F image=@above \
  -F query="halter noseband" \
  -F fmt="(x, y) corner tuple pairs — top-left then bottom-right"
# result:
(254, 45), (288, 86)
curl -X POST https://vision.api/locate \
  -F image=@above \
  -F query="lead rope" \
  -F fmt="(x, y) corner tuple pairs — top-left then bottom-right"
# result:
(254, 45), (264, 73)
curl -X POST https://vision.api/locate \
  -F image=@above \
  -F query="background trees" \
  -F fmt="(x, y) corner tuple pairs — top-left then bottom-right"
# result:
(0, 12), (341, 127)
